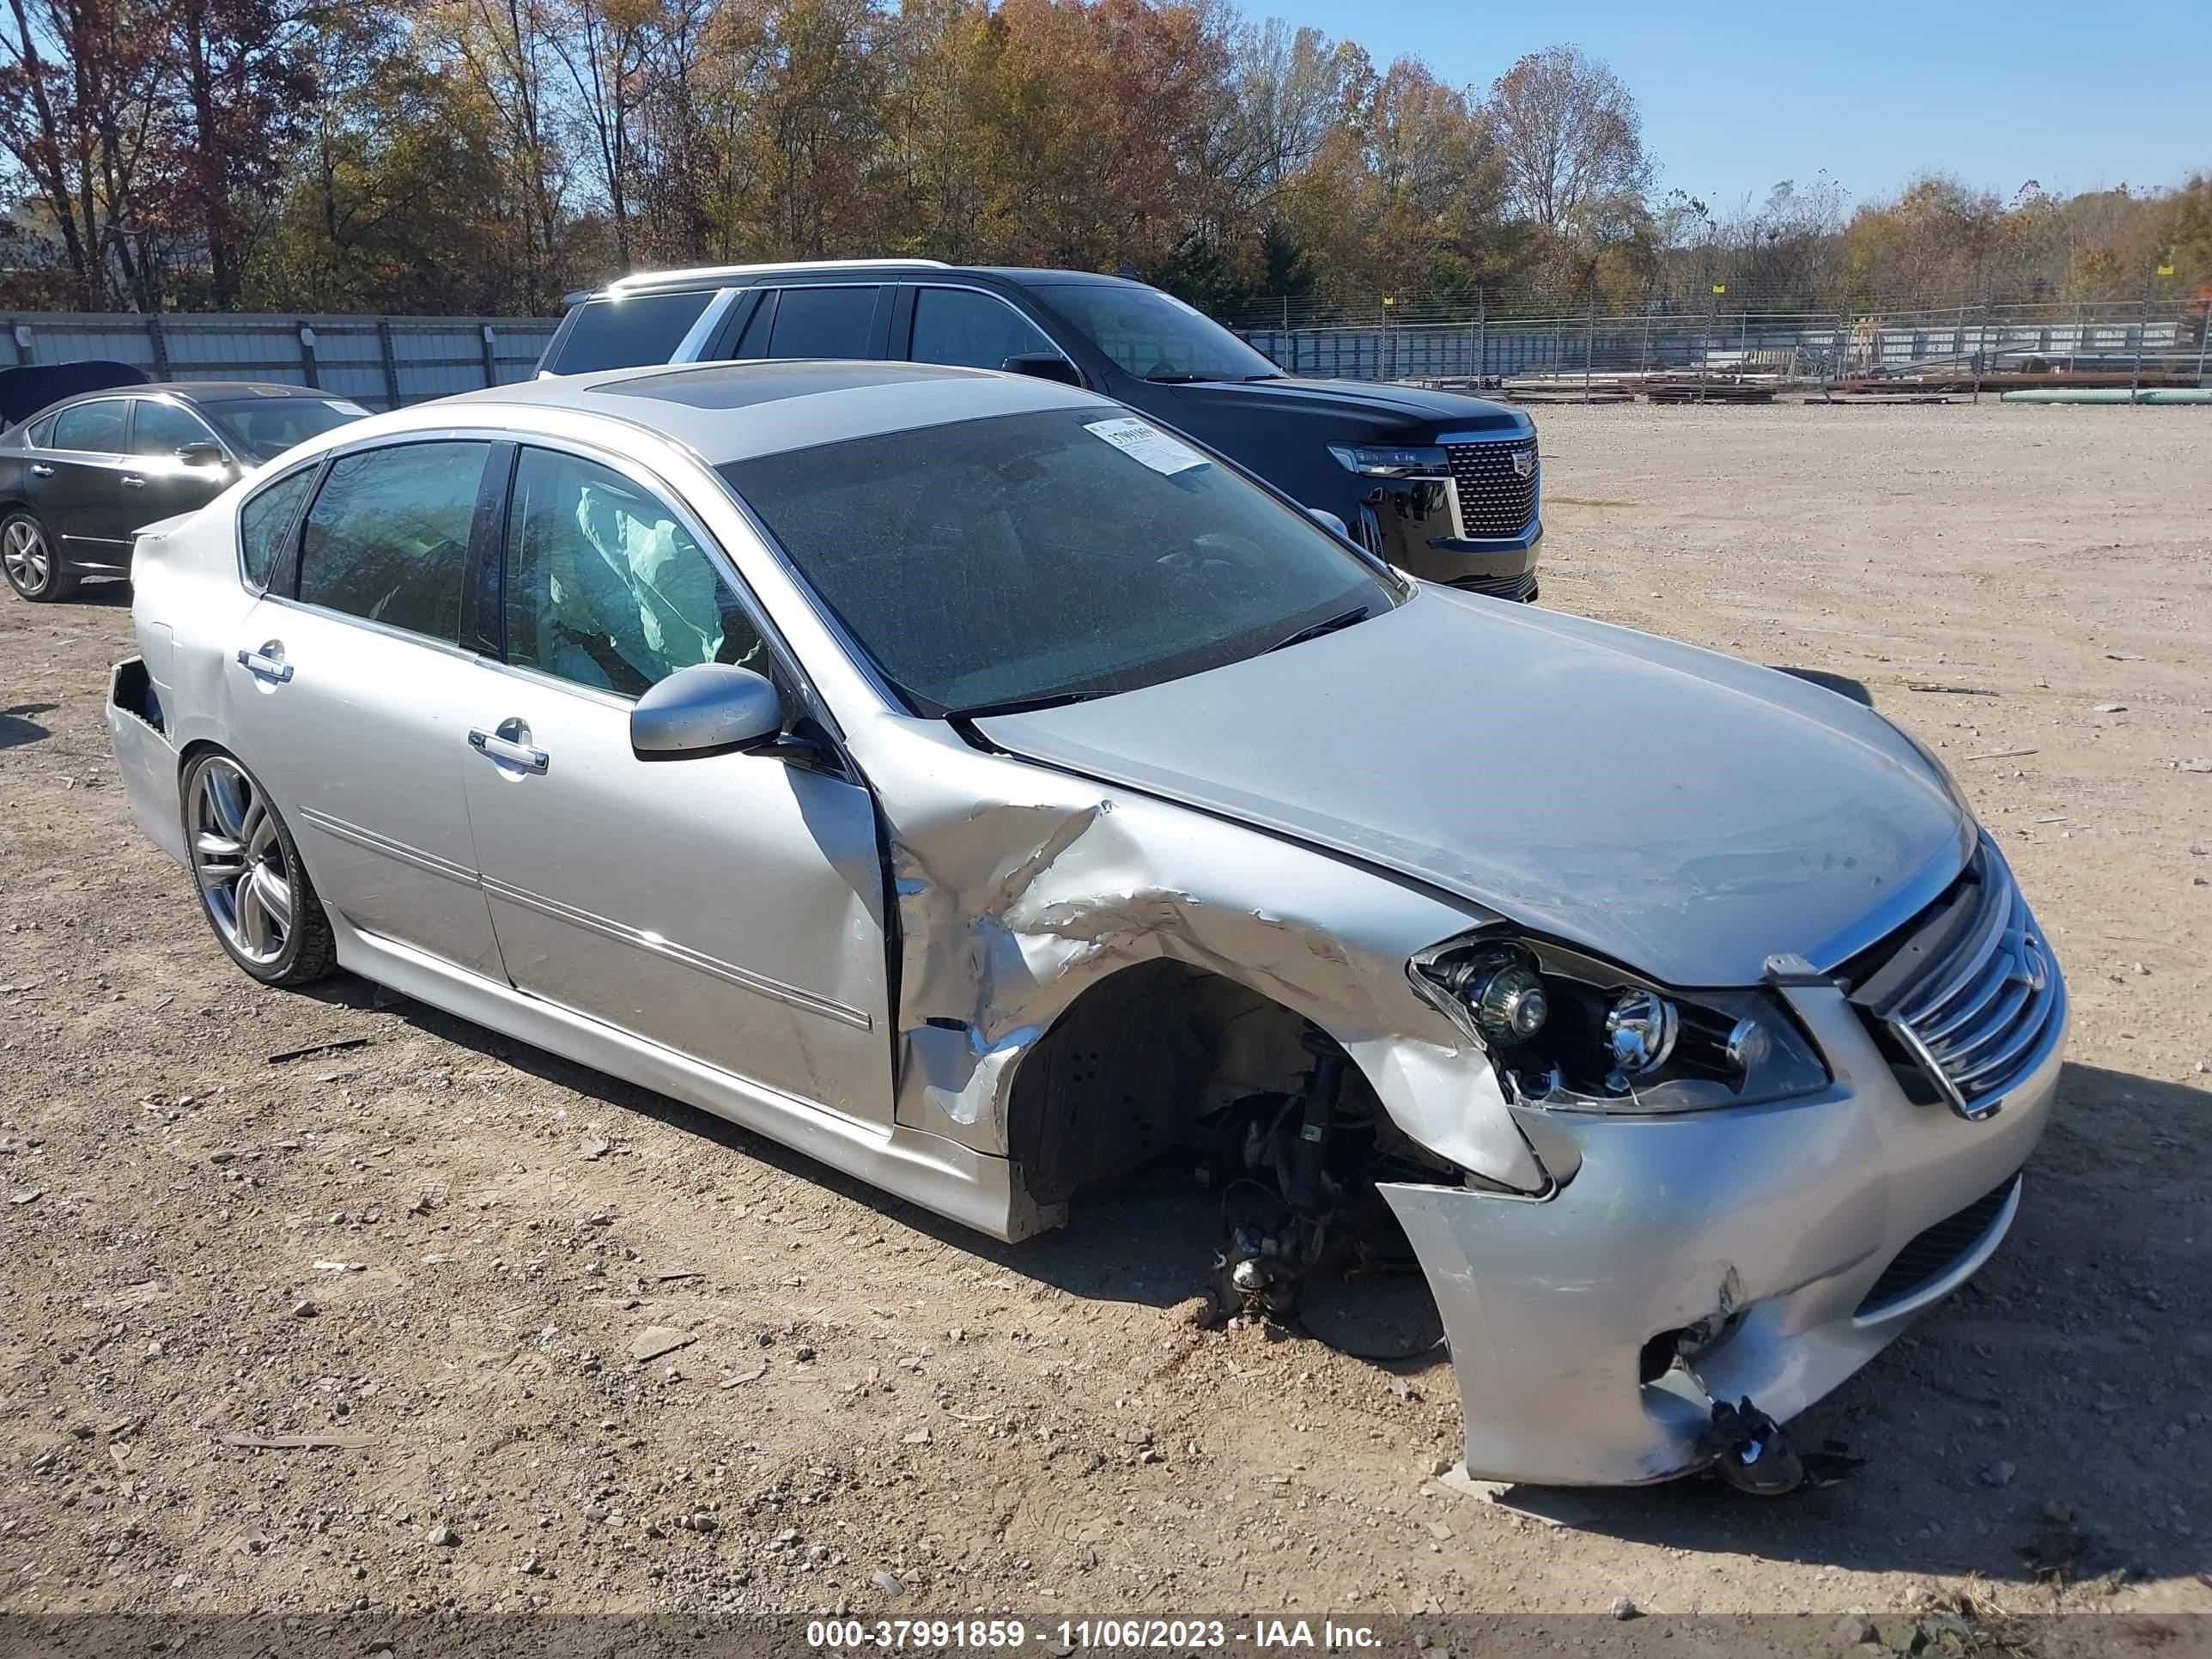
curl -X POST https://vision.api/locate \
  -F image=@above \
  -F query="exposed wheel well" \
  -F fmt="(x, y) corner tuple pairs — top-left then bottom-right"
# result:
(1005, 961), (1374, 1207)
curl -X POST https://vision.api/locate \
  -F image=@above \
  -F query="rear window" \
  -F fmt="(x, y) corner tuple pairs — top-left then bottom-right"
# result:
(203, 396), (365, 463)
(550, 291), (715, 374)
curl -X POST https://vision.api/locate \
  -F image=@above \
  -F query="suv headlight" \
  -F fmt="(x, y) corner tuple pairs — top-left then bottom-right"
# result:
(1411, 933), (1830, 1114)
(1328, 442), (1449, 477)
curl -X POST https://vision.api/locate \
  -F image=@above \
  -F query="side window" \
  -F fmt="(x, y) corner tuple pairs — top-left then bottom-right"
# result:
(550, 290), (715, 374)
(502, 447), (763, 697)
(131, 400), (216, 456)
(296, 441), (490, 643)
(237, 468), (318, 592)
(26, 414), (55, 448)
(908, 288), (1057, 371)
(764, 286), (878, 359)
(51, 399), (129, 453)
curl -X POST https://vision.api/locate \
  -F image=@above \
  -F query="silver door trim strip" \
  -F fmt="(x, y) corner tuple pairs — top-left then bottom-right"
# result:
(479, 875), (872, 1031)
(294, 808), (869, 1030)
(297, 807), (480, 886)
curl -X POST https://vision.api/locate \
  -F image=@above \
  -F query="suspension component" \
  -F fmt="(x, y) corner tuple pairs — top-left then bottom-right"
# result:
(1211, 1028), (1348, 1320)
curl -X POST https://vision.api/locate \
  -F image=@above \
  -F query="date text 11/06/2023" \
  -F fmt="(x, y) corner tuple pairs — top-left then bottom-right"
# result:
(805, 1620), (1382, 1650)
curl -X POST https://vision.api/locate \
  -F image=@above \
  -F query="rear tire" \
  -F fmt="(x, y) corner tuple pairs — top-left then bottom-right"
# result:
(1, 509), (76, 601)
(180, 750), (337, 988)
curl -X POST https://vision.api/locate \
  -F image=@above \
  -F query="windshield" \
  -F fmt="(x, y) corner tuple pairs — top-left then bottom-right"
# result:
(204, 396), (368, 462)
(1035, 283), (1282, 383)
(719, 408), (1398, 717)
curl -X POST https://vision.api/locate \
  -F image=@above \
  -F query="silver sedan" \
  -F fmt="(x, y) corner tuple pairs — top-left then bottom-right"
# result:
(106, 362), (2064, 1488)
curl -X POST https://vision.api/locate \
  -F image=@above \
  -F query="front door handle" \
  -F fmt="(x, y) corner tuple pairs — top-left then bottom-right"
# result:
(236, 644), (293, 683)
(469, 727), (550, 774)
(120, 474), (147, 489)
(30, 463), (52, 477)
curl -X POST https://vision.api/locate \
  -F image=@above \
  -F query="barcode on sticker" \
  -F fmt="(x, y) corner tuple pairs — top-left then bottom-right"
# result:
(1084, 416), (1209, 476)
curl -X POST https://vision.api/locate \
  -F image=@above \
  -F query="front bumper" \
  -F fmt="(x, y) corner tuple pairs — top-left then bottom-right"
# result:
(1354, 477), (1541, 592)
(1382, 975), (2063, 1486)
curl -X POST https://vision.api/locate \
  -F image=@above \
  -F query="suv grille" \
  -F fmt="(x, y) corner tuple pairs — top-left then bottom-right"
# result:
(1443, 438), (1538, 538)
(1855, 1172), (2021, 1316)
(1841, 840), (2064, 1117)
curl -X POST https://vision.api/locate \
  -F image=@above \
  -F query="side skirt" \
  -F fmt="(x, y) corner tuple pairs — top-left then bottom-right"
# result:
(327, 911), (1057, 1243)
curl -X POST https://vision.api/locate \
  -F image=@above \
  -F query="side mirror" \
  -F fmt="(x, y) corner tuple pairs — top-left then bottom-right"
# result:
(630, 663), (783, 760)
(176, 441), (228, 469)
(1307, 507), (1351, 539)
(1001, 352), (1081, 387)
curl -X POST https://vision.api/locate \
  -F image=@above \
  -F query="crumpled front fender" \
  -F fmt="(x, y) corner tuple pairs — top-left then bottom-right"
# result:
(844, 714), (1547, 1197)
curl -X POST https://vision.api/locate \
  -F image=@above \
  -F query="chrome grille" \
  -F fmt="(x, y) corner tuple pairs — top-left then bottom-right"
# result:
(1443, 438), (1538, 538)
(1844, 840), (2064, 1118)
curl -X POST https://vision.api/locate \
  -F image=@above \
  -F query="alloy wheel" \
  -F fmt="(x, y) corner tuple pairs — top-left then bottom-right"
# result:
(2, 518), (49, 594)
(189, 757), (294, 965)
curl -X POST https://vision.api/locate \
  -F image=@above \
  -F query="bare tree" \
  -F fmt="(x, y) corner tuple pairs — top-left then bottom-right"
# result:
(547, 0), (655, 271)
(1486, 44), (1651, 240)
(1221, 17), (1359, 211)
(433, 0), (570, 311)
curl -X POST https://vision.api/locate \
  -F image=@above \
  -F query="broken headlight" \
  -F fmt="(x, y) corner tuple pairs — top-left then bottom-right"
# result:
(1328, 442), (1449, 477)
(1411, 935), (1830, 1113)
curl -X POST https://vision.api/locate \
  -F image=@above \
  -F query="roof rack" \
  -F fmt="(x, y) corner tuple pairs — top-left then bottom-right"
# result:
(603, 258), (951, 295)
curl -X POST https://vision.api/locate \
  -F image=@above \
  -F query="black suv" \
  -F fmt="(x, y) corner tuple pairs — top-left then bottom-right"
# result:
(540, 261), (1542, 599)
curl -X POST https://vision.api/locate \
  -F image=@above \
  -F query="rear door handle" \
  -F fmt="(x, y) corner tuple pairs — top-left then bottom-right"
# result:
(29, 463), (52, 477)
(469, 728), (549, 774)
(236, 646), (293, 683)
(120, 475), (146, 489)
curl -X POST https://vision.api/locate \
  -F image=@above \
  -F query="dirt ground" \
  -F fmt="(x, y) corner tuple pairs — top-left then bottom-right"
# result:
(2, 401), (2209, 1638)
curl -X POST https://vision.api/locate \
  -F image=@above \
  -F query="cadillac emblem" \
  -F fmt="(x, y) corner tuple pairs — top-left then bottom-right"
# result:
(1512, 450), (1535, 481)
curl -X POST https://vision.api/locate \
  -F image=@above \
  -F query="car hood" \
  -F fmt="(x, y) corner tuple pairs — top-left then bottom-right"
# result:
(1152, 375), (1527, 437)
(977, 587), (1972, 988)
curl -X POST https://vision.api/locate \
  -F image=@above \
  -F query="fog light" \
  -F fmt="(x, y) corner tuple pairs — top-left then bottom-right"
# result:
(1464, 961), (1548, 1045)
(1605, 989), (1678, 1082)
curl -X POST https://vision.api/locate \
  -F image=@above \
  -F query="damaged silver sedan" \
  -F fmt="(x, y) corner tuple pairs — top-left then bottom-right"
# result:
(106, 361), (2065, 1488)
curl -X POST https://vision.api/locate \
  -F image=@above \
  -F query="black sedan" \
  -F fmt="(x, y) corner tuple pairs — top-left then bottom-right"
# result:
(0, 380), (367, 602)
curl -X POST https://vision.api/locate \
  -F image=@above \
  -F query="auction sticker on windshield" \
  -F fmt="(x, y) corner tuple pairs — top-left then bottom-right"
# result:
(1085, 416), (1209, 476)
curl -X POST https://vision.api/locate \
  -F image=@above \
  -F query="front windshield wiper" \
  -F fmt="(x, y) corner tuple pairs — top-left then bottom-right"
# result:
(1141, 372), (1213, 384)
(943, 689), (1106, 720)
(1242, 373), (1285, 381)
(1261, 605), (1370, 655)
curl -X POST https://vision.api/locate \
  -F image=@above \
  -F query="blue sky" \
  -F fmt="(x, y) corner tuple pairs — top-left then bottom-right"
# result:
(1254, 0), (2212, 211)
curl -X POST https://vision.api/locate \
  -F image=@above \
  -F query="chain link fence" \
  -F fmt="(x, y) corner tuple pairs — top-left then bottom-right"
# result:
(3, 297), (2204, 405)
(1234, 300), (2212, 394)
(0, 312), (562, 410)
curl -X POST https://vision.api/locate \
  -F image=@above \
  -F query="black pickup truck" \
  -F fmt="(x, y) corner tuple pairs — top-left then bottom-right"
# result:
(539, 262), (1543, 599)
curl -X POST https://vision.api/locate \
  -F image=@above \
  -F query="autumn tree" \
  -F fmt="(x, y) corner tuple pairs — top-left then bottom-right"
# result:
(0, 0), (172, 307)
(156, 0), (317, 307)
(248, 5), (520, 313)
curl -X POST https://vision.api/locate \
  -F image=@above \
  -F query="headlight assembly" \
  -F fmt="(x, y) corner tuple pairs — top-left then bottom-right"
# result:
(1328, 442), (1449, 477)
(1410, 933), (1830, 1114)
